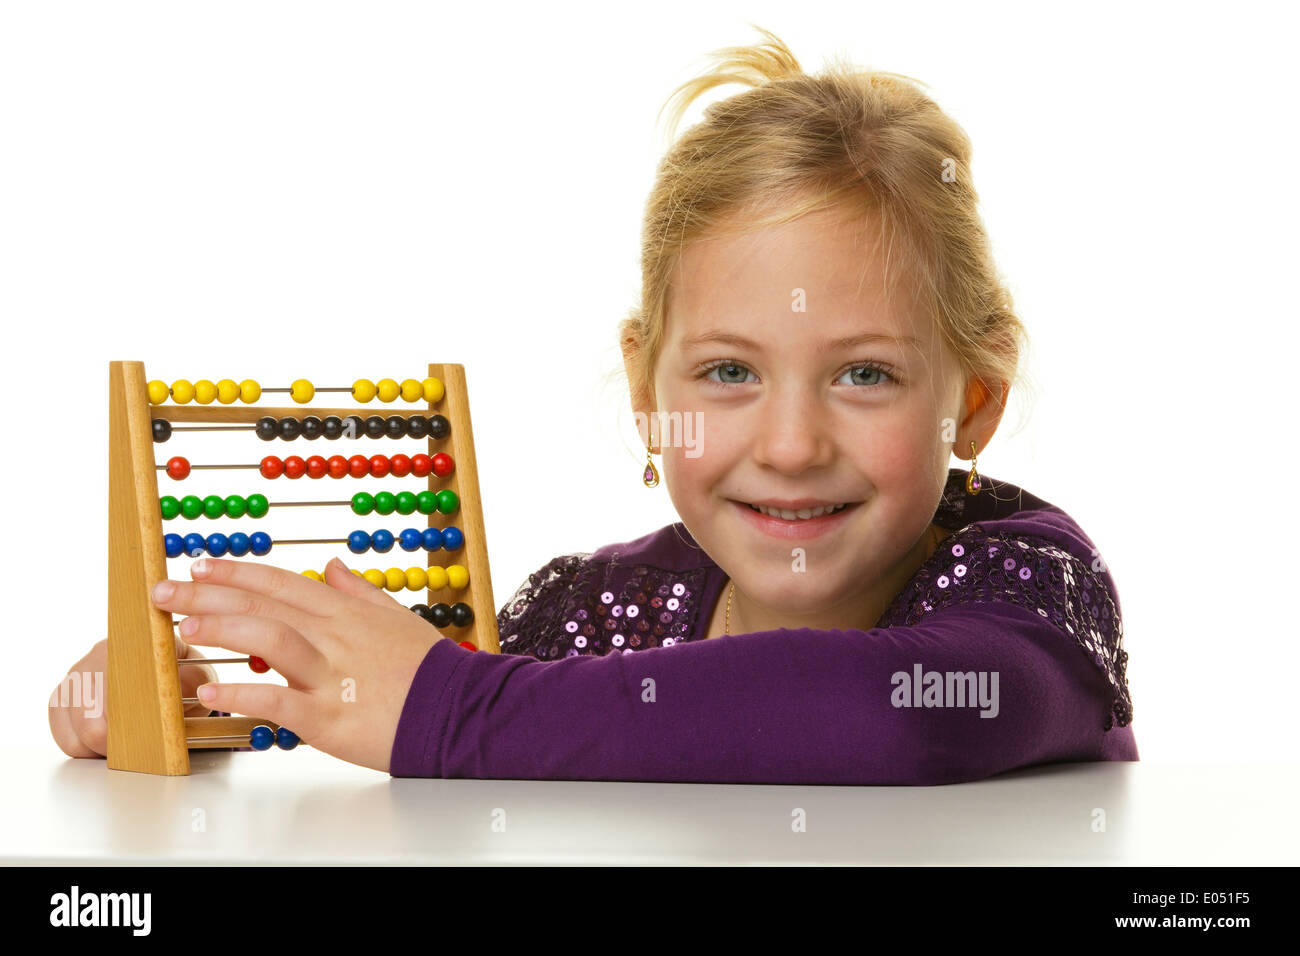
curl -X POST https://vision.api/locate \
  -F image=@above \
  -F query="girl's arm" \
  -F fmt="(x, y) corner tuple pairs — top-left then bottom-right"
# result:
(390, 598), (1136, 785)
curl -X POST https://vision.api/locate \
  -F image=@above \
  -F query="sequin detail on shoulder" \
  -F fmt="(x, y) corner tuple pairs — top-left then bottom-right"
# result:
(877, 524), (1134, 732)
(496, 553), (712, 661)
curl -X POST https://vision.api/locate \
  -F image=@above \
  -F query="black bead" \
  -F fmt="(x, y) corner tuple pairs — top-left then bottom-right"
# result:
(343, 415), (365, 440)
(277, 417), (302, 441)
(429, 603), (453, 628)
(321, 416), (343, 440)
(151, 418), (172, 443)
(255, 416), (278, 441)
(410, 603), (432, 621)
(450, 602), (474, 627)
(300, 416), (323, 440)
(386, 415), (407, 439)
(429, 414), (450, 440)
(364, 415), (387, 439)
(405, 415), (429, 439)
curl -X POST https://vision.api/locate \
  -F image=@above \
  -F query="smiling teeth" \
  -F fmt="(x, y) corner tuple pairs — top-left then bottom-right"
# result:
(748, 503), (848, 520)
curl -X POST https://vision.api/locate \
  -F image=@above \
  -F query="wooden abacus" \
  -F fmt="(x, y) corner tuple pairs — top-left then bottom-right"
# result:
(107, 361), (498, 775)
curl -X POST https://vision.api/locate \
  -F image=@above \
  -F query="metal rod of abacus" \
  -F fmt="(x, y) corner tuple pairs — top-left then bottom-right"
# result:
(177, 658), (250, 665)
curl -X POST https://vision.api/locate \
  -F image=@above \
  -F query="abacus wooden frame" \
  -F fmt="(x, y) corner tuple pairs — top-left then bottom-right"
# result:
(106, 360), (499, 775)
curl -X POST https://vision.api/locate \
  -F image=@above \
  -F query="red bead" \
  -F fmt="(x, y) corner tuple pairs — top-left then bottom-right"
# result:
(166, 456), (191, 480)
(327, 455), (349, 479)
(259, 455), (284, 479)
(369, 454), (390, 478)
(283, 456), (307, 479)
(432, 453), (455, 478)
(348, 454), (369, 478)
(457, 641), (478, 652)
(248, 655), (270, 673)
(410, 454), (433, 477)
(388, 454), (412, 477)
(305, 455), (327, 479)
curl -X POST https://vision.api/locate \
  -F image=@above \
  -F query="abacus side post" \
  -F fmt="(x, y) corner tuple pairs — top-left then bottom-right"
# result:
(107, 361), (191, 775)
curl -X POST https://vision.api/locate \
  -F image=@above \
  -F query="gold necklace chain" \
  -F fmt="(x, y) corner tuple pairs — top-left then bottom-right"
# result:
(725, 581), (735, 635)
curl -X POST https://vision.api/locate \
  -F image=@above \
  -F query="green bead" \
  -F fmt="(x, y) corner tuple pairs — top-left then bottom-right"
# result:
(203, 495), (224, 519)
(180, 495), (203, 520)
(435, 489), (460, 515)
(416, 490), (438, 515)
(352, 492), (375, 516)
(224, 495), (247, 518)
(373, 492), (397, 516)
(246, 493), (269, 518)
(159, 496), (180, 520)
(395, 491), (417, 515)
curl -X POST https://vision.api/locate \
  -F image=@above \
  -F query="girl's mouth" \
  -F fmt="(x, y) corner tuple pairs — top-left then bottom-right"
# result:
(730, 499), (861, 540)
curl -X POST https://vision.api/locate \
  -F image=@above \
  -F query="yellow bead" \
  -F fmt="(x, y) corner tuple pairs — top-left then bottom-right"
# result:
(384, 567), (406, 592)
(171, 379), (195, 404)
(404, 567), (428, 591)
(147, 380), (169, 405)
(352, 378), (377, 402)
(290, 379), (314, 403)
(400, 379), (423, 402)
(301, 569), (322, 582)
(422, 377), (445, 403)
(446, 565), (470, 590)
(194, 380), (218, 404)
(426, 566), (449, 591)
(350, 568), (364, 578)
(363, 568), (385, 588)
(239, 379), (261, 403)
(216, 379), (240, 404)
(376, 379), (400, 402)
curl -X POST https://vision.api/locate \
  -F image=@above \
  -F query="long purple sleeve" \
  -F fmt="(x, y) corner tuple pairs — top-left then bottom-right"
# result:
(390, 599), (1135, 784)
(389, 469), (1137, 783)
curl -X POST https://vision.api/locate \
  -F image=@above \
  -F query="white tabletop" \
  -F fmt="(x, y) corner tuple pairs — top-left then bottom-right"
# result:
(2, 745), (1296, 865)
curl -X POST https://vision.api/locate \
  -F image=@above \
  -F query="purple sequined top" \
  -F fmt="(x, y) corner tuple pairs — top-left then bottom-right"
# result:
(390, 468), (1137, 784)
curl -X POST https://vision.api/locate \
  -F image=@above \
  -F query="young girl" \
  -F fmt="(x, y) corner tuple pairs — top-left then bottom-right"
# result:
(52, 27), (1135, 784)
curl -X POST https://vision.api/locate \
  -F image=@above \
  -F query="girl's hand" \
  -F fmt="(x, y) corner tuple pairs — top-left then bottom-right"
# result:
(149, 555), (443, 774)
(49, 634), (218, 759)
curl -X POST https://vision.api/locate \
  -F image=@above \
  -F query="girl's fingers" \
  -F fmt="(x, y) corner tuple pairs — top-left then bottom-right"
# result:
(194, 682), (324, 746)
(179, 615), (329, 686)
(186, 556), (347, 618)
(152, 578), (317, 638)
(322, 557), (407, 609)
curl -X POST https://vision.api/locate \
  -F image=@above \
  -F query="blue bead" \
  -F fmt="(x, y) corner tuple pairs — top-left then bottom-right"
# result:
(227, 532), (251, 557)
(164, 533), (184, 558)
(249, 531), (272, 556)
(371, 529), (394, 553)
(440, 526), (464, 552)
(275, 727), (300, 750)
(422, 527), (443, 552)
(183, 533), (206, 558)
(348, 530), (371, 554)
(206, 533), (229, 557)
(249, 725), (275, 751)
(399, 528), (423, 552)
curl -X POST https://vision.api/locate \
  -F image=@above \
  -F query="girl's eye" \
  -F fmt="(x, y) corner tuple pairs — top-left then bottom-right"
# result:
(695, 360), (898, 389)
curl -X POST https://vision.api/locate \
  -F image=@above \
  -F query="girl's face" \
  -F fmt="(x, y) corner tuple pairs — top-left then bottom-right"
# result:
(649, 205), (970, 619)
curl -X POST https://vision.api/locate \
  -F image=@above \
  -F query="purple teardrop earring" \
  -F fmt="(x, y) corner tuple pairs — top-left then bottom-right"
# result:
(965, 440), (981, 495)
(643, 439), (659, 488)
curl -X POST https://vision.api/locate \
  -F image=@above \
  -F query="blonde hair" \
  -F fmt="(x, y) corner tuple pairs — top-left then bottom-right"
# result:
(617, 25), (1033, 437)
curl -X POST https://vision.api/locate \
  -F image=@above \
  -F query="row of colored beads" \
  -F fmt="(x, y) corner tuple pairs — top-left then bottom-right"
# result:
(253, 415), (450, 441)
(301, 566), (470, 592)
(166, 532), (272, 558)
(256, 453), (454, 479)
(158, 490), (460, 519)
(410, 602), (475, 627)
(147, 377), (445, 406)
(161, 494), (270, 520)
(348, 527), (465, 553)
(248, 725), (300, 751)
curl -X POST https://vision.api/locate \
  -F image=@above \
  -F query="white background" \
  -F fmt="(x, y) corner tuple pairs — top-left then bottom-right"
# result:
(3, 0), (1296, 768)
